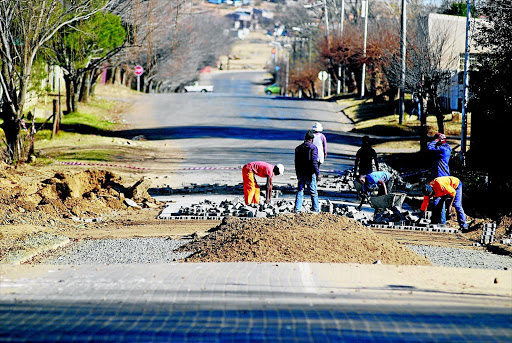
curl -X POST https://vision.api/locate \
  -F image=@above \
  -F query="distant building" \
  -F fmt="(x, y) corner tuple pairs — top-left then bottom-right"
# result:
(422, 13), (485, 112)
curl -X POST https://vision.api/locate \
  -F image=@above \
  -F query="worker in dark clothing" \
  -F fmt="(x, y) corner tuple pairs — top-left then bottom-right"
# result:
(427, 133), (451, 178)
(294, 130), (321, 213)
(354, 136), (379, 178)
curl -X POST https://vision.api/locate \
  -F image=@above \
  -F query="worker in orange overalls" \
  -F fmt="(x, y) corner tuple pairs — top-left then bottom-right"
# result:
(242, 161), (284, 205)
(419, 176), (468, 230)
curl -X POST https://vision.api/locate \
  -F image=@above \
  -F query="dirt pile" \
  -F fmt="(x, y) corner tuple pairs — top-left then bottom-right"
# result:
(181, 213), (431, 265)
(0, 164), (160, 226)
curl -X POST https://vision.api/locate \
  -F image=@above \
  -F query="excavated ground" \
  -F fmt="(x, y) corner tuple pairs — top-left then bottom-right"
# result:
(0, 163), (511, 265)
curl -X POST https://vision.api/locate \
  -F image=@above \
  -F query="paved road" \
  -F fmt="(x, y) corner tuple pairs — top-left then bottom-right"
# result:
(122, 70), (357, 186)
(1, 263), (511, 342)
(2, 71), (511, 342)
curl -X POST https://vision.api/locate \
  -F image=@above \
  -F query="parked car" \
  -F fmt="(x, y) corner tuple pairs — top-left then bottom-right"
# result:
(184, 82), (214, 93)
(264, 84), (281, 95)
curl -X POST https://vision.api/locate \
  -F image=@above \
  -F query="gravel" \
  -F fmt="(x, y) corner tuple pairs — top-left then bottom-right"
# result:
(42, 237), (512, 270)
(407, 245), (512, 270)
(43, 238), (192, 265)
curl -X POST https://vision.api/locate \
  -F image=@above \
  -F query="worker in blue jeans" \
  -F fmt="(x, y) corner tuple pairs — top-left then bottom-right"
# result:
(427, 133), (452, 223)
(294, 130), (321, 213)
(420, 176), (467, 230)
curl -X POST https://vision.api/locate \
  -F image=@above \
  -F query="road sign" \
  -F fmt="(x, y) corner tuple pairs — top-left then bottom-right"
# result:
(134, 65), (144, 76)
(318, 71), (328, 81)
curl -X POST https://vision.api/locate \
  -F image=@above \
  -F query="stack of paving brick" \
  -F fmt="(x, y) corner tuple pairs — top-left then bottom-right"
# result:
(481, 223), (497, 244)
(501, 234), (512, 245)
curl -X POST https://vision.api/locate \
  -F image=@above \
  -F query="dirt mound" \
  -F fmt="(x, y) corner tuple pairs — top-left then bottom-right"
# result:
(0, 165), (159, 225)
(181, 213), (431, 265)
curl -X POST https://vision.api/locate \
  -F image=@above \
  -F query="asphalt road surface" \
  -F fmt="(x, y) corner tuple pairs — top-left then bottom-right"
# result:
(121, 70), (357, 186)
(1, 263), (511, 342)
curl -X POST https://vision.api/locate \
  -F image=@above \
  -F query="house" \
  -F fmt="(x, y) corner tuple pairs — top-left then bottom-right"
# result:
(424, 13), (485, 112)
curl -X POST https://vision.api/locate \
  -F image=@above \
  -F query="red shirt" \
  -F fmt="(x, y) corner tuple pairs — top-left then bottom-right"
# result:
(244, 161), (274, 178)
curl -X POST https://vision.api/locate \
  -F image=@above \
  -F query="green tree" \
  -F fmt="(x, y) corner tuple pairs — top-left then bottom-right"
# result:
(45, 11), (126, 113)
(469, 0), (512, 179)
(442, 1), (478, 17)
(0, 0), (116, 163)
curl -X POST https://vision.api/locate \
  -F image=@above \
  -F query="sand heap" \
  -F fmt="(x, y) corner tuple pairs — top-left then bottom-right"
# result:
(0, 166), (158, 226)
(181, 213), (431, 265)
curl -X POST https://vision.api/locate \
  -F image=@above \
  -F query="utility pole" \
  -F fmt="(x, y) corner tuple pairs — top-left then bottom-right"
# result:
(398, 0), (406, 124)
(460, 0), (471, 166)
(361, 0), (369, 98)
(338, 0), (345, 94)
(324, 0), (330, 48)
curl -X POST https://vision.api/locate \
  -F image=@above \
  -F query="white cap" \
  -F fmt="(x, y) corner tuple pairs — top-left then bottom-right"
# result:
(312, 122), (323, 132)
(275, 163), (284, 176)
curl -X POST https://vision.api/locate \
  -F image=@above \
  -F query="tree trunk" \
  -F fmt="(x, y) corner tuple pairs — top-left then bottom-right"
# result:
(64, 75), (72, 114)
(64, 73), (82, 113)
(419, 94), (428, 154)
(0, 106), (25, 163)
(79, 70), (89, 103)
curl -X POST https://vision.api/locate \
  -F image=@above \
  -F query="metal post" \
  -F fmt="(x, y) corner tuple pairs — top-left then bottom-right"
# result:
(340, 0), (344, 37)
(398, 0), (406, 124)
(460, 0), (471, 166)
(285, 50), (289, 97)
(324, 0), (330, 47)
(361, 0), (369, 98)
(338, 1), (345, 95)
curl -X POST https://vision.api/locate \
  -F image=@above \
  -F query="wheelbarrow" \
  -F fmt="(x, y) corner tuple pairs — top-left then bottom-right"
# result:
(369, 192), (407, 210)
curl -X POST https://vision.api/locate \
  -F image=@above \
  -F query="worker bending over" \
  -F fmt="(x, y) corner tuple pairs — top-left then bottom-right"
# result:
(356, 170), (393, 210)
(420, 176), (467, 230)
(242, 161), (284, 205)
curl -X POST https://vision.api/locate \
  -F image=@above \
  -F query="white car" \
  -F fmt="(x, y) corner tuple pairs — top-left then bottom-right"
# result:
(184, 82), (214, 93)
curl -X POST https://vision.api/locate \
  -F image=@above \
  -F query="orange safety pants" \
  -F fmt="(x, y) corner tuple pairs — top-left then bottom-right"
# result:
(242, 166), (260, 205)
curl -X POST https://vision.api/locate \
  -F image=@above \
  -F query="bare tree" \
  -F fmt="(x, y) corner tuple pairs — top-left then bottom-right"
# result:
(0, 0), (117, 163)
(117, 0), (233, 93)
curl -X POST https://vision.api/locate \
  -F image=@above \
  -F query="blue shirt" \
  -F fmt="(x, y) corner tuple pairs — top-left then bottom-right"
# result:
(364, 171), (390, 192)
(427, 141), (451, 177)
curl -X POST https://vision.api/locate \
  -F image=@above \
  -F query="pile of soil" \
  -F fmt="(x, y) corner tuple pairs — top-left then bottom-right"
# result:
(0, 164), (162, 262)
(181, 214), (431, 265)
(0, 164), (157, 225)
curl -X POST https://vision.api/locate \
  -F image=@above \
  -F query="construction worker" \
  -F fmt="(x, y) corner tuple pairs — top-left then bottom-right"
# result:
(356, 170), (393, 210)
(427, 133), (451, 178)
(312, 122), (327, 167)
(419, 176), (468, 230)
(427, 133), (452, 223)
(354, 135), (379, 178)
(242, 161), (284, 205)
(294, 130), (321, 213)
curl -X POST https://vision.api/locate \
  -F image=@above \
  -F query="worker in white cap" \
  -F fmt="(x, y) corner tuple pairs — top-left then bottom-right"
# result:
(312, 122), (327, 166)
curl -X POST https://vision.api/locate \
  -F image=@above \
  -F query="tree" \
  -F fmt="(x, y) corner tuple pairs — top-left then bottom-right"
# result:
(118, 0), (233, 93)
(441, 0), (478, 17)
(45, 11), (126, 113)
(0, 0), (117, 163)
(469, 0), (512, 177)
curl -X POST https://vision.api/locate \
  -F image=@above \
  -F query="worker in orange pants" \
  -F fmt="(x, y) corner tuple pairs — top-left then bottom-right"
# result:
(242, 161), (284, 205)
